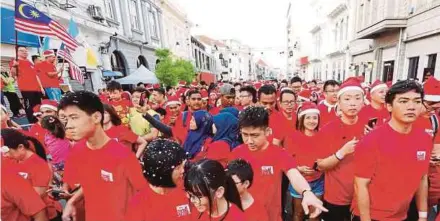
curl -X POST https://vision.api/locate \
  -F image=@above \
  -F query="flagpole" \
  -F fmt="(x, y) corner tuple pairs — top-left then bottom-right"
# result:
(14, 25), (19, 77)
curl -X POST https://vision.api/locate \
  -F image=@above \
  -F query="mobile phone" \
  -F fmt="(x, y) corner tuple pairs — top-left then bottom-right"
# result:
(368, 118), (378, 128)
(139, 92), (146, 106)
(312, 162), (319, 171)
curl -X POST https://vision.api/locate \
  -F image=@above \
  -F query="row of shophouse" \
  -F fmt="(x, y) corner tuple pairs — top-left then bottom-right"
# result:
(287, 0), (440, 83)
(0, 0), (268, 93)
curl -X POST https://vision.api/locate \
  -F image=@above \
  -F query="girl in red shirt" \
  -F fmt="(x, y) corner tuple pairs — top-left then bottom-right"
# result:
(205, 112), (239, 166)
(103, 104), (147, 158)
(1, 128), (62, 221)
(184, 159), (246, 221)
(285, 102), (324, 221)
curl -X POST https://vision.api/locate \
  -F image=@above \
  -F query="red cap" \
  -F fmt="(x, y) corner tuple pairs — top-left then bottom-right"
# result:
(191, 82), (198, 88)
(166, 96), (181, 107)
(424, 77), (440, 102)
(179, 80), (186, 87)
(298, 90), (312, 101)
(369, 80), (388, 94)
(337, 77), (364, 98)
(201, 90), (208, 100)
(298, 102), (320, 117)
(43, 50), (55, 58)
(153, 84), (160, 89)
(145, 84), (153, 90)
(40, 99), (58, 111)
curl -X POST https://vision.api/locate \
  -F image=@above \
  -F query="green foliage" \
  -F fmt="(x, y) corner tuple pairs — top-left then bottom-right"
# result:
(155, 49), (195, 86)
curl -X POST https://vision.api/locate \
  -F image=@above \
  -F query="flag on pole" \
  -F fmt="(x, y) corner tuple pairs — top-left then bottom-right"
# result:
(57, 43), (84, 84)
(14, 0), (78, 51)
(68, 18), (98, 67)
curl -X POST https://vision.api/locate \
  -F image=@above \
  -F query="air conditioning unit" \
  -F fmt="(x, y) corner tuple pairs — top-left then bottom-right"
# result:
(88, 5), (104, 21)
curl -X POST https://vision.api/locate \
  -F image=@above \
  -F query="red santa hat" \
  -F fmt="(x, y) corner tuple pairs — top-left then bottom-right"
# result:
(191, 82), (198, 88)
(298, 90), (312, 101)
(337, 77), (364, 98)
(43, 50), (55, 58)
(178, 80), (187, 87)
(166, 96), (181, 107)
(424, 77), (440, 102)
(153, 84), (160, 89)
(254, 82), (262, 90)
(145, 84), (153, 90)
(33, 104), (42, 116)
(298, 102), (320, 117)
(40, 99), (58, 111)
(201, 90), (208, 100)
(369, 80), (388, 94)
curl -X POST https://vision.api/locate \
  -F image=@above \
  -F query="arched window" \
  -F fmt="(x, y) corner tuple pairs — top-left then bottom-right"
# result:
(110, 50), (127, 77)
(137, 55), (149, 69)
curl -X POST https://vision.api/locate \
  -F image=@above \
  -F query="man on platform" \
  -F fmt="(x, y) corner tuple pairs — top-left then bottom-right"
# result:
(36, 50), (63, 101)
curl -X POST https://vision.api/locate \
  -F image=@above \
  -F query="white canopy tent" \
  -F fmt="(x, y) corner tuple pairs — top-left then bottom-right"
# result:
(114, 65), (159, 84)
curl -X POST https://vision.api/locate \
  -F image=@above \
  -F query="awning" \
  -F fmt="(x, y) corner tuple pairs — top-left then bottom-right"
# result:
(1, 7), (40, 47)
(102, 70), (124, 77)
(114, 65), (159, 85)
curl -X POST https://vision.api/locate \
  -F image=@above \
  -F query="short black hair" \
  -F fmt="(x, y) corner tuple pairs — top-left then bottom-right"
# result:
(31, 55), (40, 63)
(323, 80), (340, 91)
(155, 107), (167, 116)
(133, 86), (147, 94)
(234, 82), (242, 87)
(226, 159), (254, 188)
(58, 91), (104, 125)
(257, 84), (276, 100)
(239, 86), (257, 103)
(385, 79), (424, 104)
(137, 82), (144, 87)
(310, 80), (317, 85)
(142, 139), (186, 187)
(200, 81), (207, 86)
(239, 106), (269, 129)
(281, 80), (288, 85)
(166, 86), (173, 91)
(153, 88), (166, 96)
(187, 89), (201, 98)
(107, 81), (122, 91)
(290, 76), (302, 85)
(280, 89), (296, 102)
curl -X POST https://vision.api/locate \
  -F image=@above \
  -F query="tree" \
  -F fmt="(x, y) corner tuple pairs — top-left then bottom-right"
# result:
(155, 49), (195, 86)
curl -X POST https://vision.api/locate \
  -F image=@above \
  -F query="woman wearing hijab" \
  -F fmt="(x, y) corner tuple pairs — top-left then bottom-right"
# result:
(183, 110), (213, 160)
(220, 107), (240, 118)
(204, 112), (240, 166)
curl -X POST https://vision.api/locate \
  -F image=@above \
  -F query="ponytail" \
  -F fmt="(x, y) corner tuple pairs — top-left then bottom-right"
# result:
(41, 116), (65, 139)
(224, 174), (243, 211)
(26, 136), (47, 161)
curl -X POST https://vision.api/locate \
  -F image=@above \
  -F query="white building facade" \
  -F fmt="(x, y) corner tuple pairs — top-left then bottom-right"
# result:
(159, 0), (192, 60)
(352, 0), (440, 83)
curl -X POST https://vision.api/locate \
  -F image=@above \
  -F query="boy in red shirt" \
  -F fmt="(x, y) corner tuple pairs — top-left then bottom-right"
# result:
(209, 83), (236, 115)
(59, 91), (147, 221)
(226, 159), (269, 221)
(107, 81), (132, 126)
(125, 138), (191, 221)
(316, 77), (366, 221)
(352, 79), (431, 221)
(36, 50), (63, 101)
(230, 106), (327, 221)
(317, 80), (340, 127)
(9, 46), (44, 123)
(239, 86), (257, 109)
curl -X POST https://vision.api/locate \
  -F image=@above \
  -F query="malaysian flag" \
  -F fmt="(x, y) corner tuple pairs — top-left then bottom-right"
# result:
(15, 0), (78, 51)
(57, 44), (84, 84)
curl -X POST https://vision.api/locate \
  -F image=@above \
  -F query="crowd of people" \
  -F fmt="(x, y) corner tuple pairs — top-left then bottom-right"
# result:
(2, 45), (440, 221)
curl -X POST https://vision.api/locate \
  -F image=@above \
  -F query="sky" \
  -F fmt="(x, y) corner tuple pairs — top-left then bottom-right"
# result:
(174, 0), (297, 70)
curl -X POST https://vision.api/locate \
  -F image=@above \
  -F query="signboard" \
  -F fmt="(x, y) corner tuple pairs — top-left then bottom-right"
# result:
(1, 7), (40, 47)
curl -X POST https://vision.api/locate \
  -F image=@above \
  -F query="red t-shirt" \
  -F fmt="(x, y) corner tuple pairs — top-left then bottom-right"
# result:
(268, 110), (287, 144)
(414, 115), (440, 144)
(285, 131), (323, 182)
(28, 124), (48, 152)
(352, 124), (432, 220)
(317, 117), (366, 205)
(172, 111), (193, 144)
(205, 140), (231, 167)
(35, 61), (59, 88)
(108, 99), (133, 127)
(209, 106), (221, 115)
(9, 59), (41, 92)
(1, 166), (46, 221)
(317, 101), (338, 128)
(12, 154), (62, 219)
(230, 143), (296, 221)
(244, 199), (269, 221)
(195, 203), (245, 221)
(105, 125), (138, 148)
(63, 139), (147, 221)
(358, 104), (390, 126)
(125, 184), (192, 221)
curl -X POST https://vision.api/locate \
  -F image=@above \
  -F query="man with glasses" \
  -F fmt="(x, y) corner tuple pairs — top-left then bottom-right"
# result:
(239, 86), (257, 110)
(279, 88), (298, 133)
(318, 80), (340, 127)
